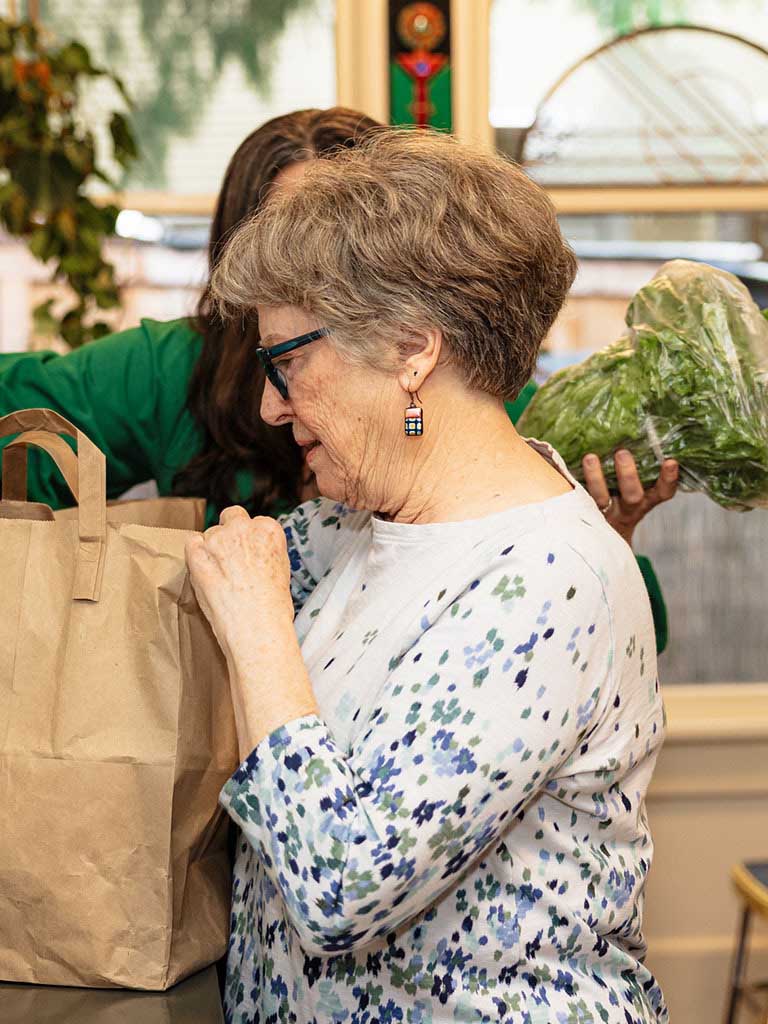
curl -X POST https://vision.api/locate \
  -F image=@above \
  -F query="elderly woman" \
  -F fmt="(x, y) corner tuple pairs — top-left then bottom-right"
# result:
(187, 131), (667, 1024)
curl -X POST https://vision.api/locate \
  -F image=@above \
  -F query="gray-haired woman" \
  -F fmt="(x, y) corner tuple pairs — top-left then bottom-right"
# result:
(186, 130), (667, 1024)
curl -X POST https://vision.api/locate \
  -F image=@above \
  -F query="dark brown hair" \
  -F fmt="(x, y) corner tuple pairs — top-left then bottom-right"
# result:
(172, 107), (380, 515)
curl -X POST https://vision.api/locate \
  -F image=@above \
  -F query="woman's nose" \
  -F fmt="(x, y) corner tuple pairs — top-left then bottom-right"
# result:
(260, 379), (293, 426)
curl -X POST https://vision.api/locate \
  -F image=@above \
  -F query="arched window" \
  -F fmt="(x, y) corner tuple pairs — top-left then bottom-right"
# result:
(520, 25), (768, 187)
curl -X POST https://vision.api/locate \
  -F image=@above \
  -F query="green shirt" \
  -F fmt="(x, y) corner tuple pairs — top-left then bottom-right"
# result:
(0, 317), (203, 508)
(0, 317), (667, 652)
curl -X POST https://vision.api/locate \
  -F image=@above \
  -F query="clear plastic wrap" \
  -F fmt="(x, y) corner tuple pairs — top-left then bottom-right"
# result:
(517, 259), (768, 510)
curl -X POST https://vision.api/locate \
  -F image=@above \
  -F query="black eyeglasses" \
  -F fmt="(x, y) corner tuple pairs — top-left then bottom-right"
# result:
(255, 327), (330, 400)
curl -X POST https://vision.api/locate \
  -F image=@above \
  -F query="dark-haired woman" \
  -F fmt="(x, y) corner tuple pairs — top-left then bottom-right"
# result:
(0, 106), (676, 649)
(0, 107), (379, 526)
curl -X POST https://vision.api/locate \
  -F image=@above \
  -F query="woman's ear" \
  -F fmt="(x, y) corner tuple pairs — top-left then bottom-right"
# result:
(397, 328), (443, 393)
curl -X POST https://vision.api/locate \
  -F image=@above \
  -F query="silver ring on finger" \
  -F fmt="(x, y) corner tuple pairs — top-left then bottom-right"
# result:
(599, 497), (614, 516)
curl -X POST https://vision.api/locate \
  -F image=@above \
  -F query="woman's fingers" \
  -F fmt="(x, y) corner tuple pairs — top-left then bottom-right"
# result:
(582, 454), (610, 510)
(185, 532), (206, 560)
(613, 450), (645, 508)
(581, 450), (680, 547)
(195, 508), (289, 583)
(201, 507), (252, 564)
(644, 459), (679, 508)
(219, 505), (250, 525)
(185, 533), (217, 578)
(583, 451), (677, 509)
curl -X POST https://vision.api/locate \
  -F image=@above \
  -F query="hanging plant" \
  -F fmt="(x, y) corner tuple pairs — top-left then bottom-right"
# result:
(0, 16), (138, 347)
(573, 0), (688, 35)
(42, 0), (314, 189)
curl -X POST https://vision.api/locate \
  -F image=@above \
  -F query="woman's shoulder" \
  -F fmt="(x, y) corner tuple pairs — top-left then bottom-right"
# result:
(525, 498), (657, 670)
(448, 512), (657, 716)
(462, 492), (650, 635)
(67, 317), (203, 388)
(544, 492), (648, 600)
(135, 317), (203, 362)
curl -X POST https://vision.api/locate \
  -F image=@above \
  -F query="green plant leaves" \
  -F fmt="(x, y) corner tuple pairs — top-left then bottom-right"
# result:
(56, 40), (99, 75)
(571, 0), (688, 34)
(44, 0), (313, 189)
(109, 111), (138, 168)
(0, 16), (139, 347)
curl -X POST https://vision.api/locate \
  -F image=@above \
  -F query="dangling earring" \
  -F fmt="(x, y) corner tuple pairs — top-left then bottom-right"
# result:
(404, 378), (424, 437)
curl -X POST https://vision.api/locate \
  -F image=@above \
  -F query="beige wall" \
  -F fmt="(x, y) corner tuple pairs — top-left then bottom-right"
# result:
(0, 239), (642, 357)
(0, 238), (203, 354)
(645, 685), (768, 1023)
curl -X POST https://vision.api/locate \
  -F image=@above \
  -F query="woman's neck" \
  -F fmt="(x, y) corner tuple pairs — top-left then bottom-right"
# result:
(373, 393), (573, 525)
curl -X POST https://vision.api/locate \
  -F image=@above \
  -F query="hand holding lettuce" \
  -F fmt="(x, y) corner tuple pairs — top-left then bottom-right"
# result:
(517, 259), (768, 510)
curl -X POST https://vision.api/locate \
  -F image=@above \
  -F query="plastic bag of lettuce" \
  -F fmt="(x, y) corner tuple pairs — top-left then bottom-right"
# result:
(517, 259), (768, 510)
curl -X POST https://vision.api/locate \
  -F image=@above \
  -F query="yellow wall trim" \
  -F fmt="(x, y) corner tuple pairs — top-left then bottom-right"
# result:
(649, 933), (768, 956)
(450, 0), (492, 147)
(662, 683), (768, 743)
(548, 185), (768, 214)
(93, 184), (768, 219)
(335, 0), (389, 124)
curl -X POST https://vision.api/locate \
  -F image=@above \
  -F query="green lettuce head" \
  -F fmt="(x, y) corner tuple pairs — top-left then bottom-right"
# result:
(517, 259), (768, 510)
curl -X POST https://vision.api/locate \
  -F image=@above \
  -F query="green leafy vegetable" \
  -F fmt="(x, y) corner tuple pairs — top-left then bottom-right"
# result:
(517, 260), (768, 510)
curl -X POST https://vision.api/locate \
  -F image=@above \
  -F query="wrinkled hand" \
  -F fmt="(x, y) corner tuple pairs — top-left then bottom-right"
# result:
(582, 449), (679, 547)
(185, 506), (292, 667)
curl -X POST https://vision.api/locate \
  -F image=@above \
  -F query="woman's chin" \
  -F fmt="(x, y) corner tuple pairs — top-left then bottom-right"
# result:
(315, 477), (341, 502)
(305, 449), (360, 506)
(312, 471), (350, 506)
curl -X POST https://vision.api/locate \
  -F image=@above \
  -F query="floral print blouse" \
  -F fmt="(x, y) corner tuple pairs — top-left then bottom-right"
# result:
(219, 444), (668, 1024)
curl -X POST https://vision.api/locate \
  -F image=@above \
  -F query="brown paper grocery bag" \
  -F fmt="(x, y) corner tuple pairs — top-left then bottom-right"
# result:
(0, 409), (237, 990)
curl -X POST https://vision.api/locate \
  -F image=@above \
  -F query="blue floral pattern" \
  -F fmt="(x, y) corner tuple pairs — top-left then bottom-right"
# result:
(220, 470), (667, 1023)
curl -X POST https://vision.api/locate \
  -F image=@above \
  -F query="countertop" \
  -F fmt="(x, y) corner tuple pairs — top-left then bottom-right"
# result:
(0, 965), (224, 1023)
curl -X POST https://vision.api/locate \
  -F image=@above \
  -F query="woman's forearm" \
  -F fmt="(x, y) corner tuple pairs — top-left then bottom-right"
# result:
(227, 609), (319, 759)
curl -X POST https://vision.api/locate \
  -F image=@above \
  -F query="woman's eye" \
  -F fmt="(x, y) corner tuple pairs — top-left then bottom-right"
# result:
(277, 355), (298, 375)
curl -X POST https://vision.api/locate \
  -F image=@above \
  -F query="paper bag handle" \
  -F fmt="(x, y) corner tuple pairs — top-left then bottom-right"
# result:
(3, 431), (80, 501)
(0, 409), (106, 601)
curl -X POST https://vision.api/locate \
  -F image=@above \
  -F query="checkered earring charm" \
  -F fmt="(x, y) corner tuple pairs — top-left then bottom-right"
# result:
(404, 390), (423, 436)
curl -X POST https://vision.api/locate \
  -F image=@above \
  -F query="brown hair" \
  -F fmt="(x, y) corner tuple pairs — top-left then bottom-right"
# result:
(172, 107), (380, 515)
(211, 129), (577, 401)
